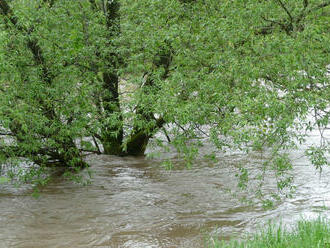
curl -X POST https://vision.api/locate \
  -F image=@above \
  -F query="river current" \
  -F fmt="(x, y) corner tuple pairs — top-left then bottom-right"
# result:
(0, 129), (329, 248)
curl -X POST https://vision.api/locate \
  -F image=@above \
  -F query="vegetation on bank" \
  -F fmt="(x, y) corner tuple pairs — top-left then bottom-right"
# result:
(209, 218), (330, 248)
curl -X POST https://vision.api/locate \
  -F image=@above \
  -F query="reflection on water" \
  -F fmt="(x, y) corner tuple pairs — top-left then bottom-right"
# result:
(0, 129), (329, 248)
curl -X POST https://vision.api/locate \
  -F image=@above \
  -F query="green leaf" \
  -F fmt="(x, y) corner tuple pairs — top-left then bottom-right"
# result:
(0, 177), (9, 184)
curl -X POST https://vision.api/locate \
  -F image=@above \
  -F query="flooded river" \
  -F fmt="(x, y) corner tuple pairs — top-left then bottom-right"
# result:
(0, 129), (329, 248)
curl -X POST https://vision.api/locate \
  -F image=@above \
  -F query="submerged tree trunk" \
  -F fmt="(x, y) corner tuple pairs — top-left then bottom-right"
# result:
(90, 0), (124, 155)
(81, 0), (173, 157)
(125, 117), (166, 155)
(100, 71), (124, 155)
(123, 42), (172, 155)
(1, 0), (171, 163)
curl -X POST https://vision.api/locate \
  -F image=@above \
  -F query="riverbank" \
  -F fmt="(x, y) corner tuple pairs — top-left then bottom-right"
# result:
(210, 218), (330, 248)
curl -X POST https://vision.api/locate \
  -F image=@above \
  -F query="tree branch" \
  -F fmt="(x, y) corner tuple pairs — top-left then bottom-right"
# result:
(92, 135), (102, 154)
(297, 0), (329, 23)
(0, 132), (15, 136)
(0, 0), (19, 27)
(308, 0), (330, 14)
(261, 15), (286, 27)
(275, 0), (294, 23)
(162, 127), (171, 143)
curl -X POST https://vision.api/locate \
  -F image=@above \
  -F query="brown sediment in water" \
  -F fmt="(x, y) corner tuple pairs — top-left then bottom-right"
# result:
(0, 129), (329, 248)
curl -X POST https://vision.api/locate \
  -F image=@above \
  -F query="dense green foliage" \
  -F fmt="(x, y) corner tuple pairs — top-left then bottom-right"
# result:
(210, 218), (330, 248)
(0, 0), (329, 188)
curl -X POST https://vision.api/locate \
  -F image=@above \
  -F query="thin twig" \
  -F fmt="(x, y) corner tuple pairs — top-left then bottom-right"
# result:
(162, 127), (171, 142)
(194, 124), (209, 137)
(0, 132), (15, 136)
(261, 15), (285, 27)
(92, 135), (102, 154)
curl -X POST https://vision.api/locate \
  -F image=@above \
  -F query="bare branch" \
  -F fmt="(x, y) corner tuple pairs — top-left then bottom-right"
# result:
(0, 132), (15, 136)
(194, 124), (209, 137)
(92, 135), (102, 154)
(162, 128), (171, 143)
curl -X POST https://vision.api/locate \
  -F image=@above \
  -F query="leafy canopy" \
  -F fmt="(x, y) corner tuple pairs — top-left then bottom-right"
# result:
(0, 0), (329, 196)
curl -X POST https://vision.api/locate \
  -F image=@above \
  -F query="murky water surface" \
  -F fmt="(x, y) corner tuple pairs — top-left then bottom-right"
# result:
(0, 130), (329, 248)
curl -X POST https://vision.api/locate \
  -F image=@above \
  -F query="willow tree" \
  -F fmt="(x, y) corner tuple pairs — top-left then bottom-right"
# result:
(119, 0), (329, 166)
(0, 0), (329, 188)
(0, 0), (90, 171)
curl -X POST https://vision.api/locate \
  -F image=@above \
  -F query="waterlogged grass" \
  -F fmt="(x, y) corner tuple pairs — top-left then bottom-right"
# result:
(209, 218), (330, 248)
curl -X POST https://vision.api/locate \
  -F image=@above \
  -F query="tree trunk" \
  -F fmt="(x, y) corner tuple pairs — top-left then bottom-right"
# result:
(95, 0), (124, 155)
(123, 42), (172, 156)
(125, 117), (165, 155)
(100, 71), (124, 155)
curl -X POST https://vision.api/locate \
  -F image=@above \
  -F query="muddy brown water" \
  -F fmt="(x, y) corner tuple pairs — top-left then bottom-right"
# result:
(0, 129), (329, 248)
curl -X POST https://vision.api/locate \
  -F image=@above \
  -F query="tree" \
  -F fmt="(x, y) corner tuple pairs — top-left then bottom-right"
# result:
(0, 0), (89, 172)
(0, 0), (329, 190)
